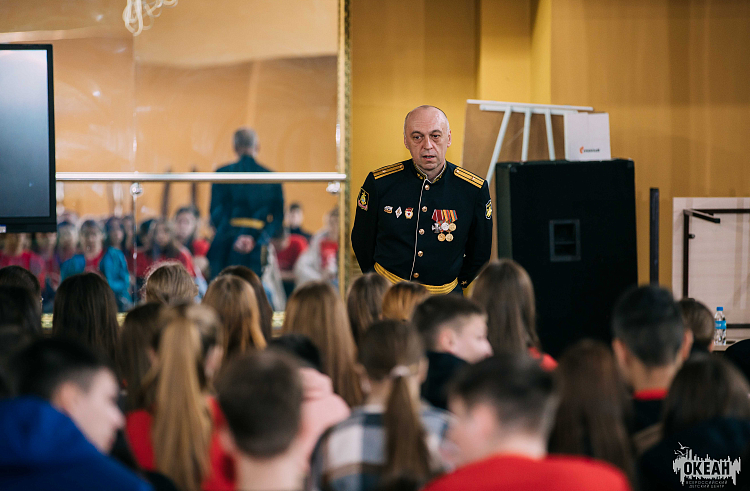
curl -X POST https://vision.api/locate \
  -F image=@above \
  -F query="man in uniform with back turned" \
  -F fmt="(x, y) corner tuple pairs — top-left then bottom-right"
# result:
(352, 105), (492, 294)
(207, 127), (284, 279)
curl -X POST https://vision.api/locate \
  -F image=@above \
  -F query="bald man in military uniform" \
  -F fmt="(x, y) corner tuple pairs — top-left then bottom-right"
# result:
(352, 105), (492, 294)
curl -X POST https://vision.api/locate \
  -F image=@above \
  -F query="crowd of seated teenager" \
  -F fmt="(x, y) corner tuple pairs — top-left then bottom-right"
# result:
(0, 202), (336, 316)
(4, 255), (750, 491)
(0, 209), (211, 312)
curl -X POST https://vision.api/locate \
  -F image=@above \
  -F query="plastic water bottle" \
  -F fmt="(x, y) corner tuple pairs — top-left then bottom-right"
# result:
(714, 307), (726, 346)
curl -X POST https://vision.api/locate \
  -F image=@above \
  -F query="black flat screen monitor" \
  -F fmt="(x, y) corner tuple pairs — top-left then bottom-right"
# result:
(0, 44), (57, 233)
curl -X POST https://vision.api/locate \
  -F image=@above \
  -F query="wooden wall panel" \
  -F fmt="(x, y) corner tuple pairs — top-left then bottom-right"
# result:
(551, 0), (750, 286)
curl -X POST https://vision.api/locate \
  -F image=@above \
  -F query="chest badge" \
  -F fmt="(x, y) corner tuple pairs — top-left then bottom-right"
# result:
(405, 208), (413, 219)
(384, 206), (393, 214)
(395, 207), (402, 218)
(358, 189), (369, 211)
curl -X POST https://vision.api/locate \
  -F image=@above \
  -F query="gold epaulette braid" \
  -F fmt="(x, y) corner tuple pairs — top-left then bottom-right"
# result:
(373, 163), (405, 179)
(454, 167), (485, 188)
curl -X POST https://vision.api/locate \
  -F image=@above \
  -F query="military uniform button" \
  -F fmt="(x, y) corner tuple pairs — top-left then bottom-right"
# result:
(422, 206), (427, 212)
(418, 251), (423, 257)
(425, 184), (430, 190)
(413, 273), (420, 279)
(419, 229), (424, 235)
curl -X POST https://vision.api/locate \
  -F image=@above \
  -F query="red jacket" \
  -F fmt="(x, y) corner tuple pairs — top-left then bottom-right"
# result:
(423, 454), (631, 491)
(125, 397), (234, 491)
(0, 251), (45, 288)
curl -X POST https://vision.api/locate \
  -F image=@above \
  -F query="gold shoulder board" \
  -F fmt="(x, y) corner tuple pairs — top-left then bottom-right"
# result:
(373, 163), (404, 180)
(454, 167), (485, 188)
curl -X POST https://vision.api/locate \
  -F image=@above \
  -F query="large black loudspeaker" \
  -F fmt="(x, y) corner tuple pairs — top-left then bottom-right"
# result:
(495, 159), (638, 358)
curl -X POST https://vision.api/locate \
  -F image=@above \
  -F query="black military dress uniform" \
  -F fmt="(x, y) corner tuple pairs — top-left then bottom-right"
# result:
(207, 155), (284, 279)
(352, 159), (492, 293)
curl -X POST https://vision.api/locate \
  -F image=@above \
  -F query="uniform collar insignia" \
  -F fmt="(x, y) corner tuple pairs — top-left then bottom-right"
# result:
(412, 160), (447, 183)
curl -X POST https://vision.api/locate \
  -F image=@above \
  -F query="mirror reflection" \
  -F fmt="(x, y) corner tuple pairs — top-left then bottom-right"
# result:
(0, 0), (341, 310)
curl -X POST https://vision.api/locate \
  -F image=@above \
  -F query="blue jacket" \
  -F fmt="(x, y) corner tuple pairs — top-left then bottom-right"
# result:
(0, 397), (152, 491)
(60, 247), (132, 309)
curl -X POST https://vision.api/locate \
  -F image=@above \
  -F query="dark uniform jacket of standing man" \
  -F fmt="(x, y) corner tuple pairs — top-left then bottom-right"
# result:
(207, 154), (284, 278)
(352, 158), (493, 294)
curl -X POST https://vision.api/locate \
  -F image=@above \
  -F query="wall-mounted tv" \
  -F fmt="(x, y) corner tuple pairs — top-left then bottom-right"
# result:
(0, 44), (57, 233)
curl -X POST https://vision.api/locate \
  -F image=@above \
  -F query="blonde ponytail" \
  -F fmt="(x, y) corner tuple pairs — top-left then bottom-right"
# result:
(144, 305), (221, 491)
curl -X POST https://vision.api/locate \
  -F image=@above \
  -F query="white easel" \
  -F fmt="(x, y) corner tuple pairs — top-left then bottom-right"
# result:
(466, 100), (593, 182)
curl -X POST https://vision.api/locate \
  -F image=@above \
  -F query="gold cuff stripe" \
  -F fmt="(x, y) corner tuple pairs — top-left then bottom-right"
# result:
(229, 217), (265, 229)
(373, 163), (404, 179)
(374, 263), (458, 295)
(454, 167), (485, 188)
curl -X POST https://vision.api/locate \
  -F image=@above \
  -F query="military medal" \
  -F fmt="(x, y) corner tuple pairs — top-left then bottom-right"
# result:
(384, 206), (393, 213)
(405, 208), (413, 219)
(432, 209), (457, 242)
(396, 207), (402, 218)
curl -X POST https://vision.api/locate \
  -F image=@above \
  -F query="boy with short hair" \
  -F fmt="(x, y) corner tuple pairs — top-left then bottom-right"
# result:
(412, 295), (492, 410)
(423, 354), (631, 491)
(216, 350), (307, 491)
(0, 337), (150, 491)
(611, 286), (693, 434)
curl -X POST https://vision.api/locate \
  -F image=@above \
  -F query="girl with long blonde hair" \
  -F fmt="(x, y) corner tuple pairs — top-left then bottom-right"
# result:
(124, 304), (232, 491)
(203, 275), (266, 364)
(217, 265), (274, 342)
(282, 281), (362, 407)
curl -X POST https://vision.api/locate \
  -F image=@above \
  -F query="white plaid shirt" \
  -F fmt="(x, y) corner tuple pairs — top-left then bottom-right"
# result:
(310, 403), (451, 491)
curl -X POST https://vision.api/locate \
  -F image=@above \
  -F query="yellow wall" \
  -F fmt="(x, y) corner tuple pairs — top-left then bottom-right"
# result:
(351, 0), (750, 287)
(349, 0), (478, 220)
(550, 0), (750, 285)
(476, 0), (531, 102)
(530, 0), (552, 103)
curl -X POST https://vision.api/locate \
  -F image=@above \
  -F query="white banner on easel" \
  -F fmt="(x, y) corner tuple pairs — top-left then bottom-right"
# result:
(564, 112), (612, 161)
